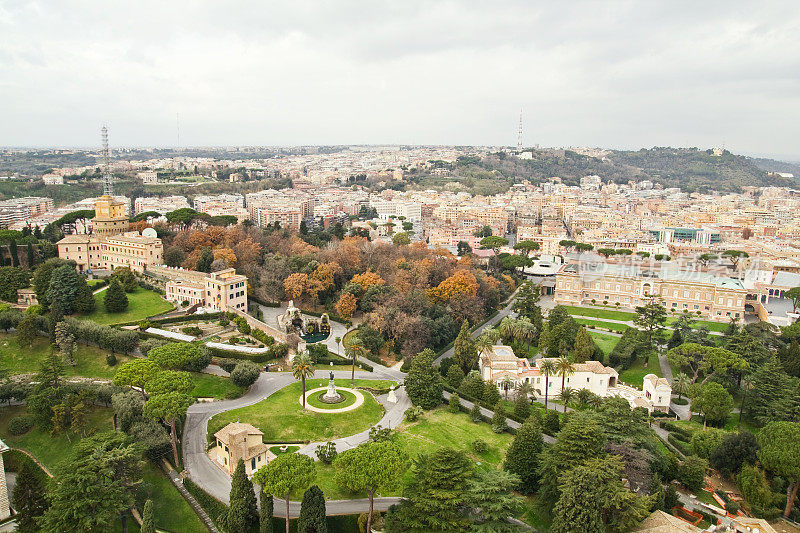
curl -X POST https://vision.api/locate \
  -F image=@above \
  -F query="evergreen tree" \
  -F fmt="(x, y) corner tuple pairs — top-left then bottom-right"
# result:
(17, 313), (38, 347)
(46, 264), (81, 315)
(197, 247), (214, 273)
(453, 319), (478, 374)
(492, 401), (508, 433)
(55, 321), (75, 366)
(12, 459), (50, 532)
(513, 395), (531, 420)
(470, 402), (483, 422)
(483, 381), (501, 406)
(260, 491), (274, 533)
(10, 238), (19, 266)
(445, 364), (465, 388)
(779, 340), (800, 378)
(458, 371), (485, 400)
(744, 358), (797, 425)
(405, 349), (443, 410)
(447, 393), (461, 413)
(141, 499), (155, 533)
(297, 485), (327, 533)
(503, 418), (544, 493)
(465, 469), (524, 532)
(26, 241), (36, 267)
(572, 327), (595, 363)
(104, 278), (129, 313)
(226, 460), (259, 533)
(73, 279), (96, 314)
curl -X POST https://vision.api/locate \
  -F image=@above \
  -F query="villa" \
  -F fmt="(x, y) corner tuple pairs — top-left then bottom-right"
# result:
(478, 345), (672, 413)
(212, 422), (273, 476)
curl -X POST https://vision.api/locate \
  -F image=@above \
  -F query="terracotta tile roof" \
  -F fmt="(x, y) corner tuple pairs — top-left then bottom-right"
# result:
(214, 422), (263, 443)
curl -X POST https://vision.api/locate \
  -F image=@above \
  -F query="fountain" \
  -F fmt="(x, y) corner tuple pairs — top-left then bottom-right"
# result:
(319, 371), (343, 404)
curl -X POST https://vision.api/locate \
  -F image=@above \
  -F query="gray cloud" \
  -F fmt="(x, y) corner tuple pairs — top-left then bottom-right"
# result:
(0, 0), (798, 157)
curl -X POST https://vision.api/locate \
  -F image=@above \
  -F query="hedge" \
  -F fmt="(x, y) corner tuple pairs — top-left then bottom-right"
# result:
(183, 477), (228, 528)
(206, 345), (276, 364)
(667, 433), (692, 456)
(660, 421), (693, 441)
(116, 312), (224, 328)
(62, 317), (139, 354)
(248, 295), (280, 307)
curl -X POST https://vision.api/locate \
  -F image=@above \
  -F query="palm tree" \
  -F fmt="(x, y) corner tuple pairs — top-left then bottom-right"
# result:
(539, 359), (556, 411)
(292, 354), (315, 410)
(514, 381), (533, 402)
(559, 387), (575, 413)
(672, 372), (691, 401)
(590, 394), (603, 410)
(576, 388), (593, 409)
(500, 376), (515, 400)
(498, 317), (521, 345)
(335, 335), (342, 356)
(474, 333), (495, 357)
(556, 357), (575, 403)
(345, 335), (364, 386)
(516, 317), (535, 354)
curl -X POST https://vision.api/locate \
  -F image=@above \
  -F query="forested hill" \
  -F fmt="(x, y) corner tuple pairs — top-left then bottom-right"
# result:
(437, 147), (798, 194)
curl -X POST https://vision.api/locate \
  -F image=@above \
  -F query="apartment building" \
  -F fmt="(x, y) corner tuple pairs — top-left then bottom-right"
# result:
(0, 197), (54, 228)
(134, 195), (191, 215)
(554, 263), (746, 321)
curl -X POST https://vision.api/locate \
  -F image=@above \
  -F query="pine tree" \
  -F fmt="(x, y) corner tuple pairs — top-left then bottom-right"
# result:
(73, 280), (96, 314)
(226, 460), (259, 533)
(12, 459), (50, 532)
(745, 358), (796, 425)
(404, 349), (443, 410)
(465, 469), (523, 531)
(46, 264), (81, 315)
(141, 499), (155, 533)
(513, 395), (531, 420)
(491, 401), (508, 433)
(260, 491), (274, 533)
(297, 485), (327, 533)
(504, 418), (544, 493)
(453, 319), (478, 374)
(104, 278), (129, 313)
(17, 313), (38, 347)
(572, 327), (595, 363)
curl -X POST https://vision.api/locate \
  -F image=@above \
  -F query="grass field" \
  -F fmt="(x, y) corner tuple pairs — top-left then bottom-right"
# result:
(141, 462), (207, 533)
(589, 331), (621, 355)
(575, 317), (631, 333)
(0, 332), (132, 379)
(83, 286), (173, 325)
(618, 351), (662, 388)
(313, 407), (514, 499)
(563, 305), (636, 321)
(208, 379), (393, 442)
(191, 372), (245, 400)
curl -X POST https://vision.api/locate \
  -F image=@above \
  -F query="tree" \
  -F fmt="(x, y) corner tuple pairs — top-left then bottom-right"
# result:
(667, 343), (747, 385)
(27, 241), (36, 267)
(540, 358), (556, 410)
(465, 469), (524, 532)
(453, 319), (478, 374)
(111, 267), (138, 292)
(260, 491), (274, 533)
(456, 240), (472, 256)
(696, 253), (718, 267)
(503, 418), (544, 493)
(230, 361), (260, 388)
(12, 459), (50, 532)
(196, 246), (214, 272)
(292, 354), (315, 410)
(0, 265), (30, 302)
(334, 292), (357, 320)
(405, 349), (443, 410)
(558, 387), (575, 413)
(551, 455), (651, 533)
(710, 431), (759, 479)
(555, 357), (574, 401)
(787, 286), (800, 314)
(226, 460), (259, 533)
(492, 401), (508, 433)
(722, 250), (749, 269)
(634, 295), (667, 348)
(55, 321), (75, 366)
(445, 364), (465, 388)
(483, 381), (501, 406)
(392, 232), (410, 246)
(253, 453), (316, 533)
(333, 441), (407, 532)
(17, 313), (38, 348)
(143, 391), (193, 467)
(745, 358), (798, 425)
(148, 341), (199, 370)
(384, 448), (473, 532)
(757, 421), (800, 518)
(672, 372), (691, 401)
(141, 500), (155, 533)
(297, 485), (327, 533)
(513, 395), (531, 420)
(73, 279), (96, 314)
(691, 382), (733, 427)
(45, 264), (81, 315)
(479, 236), (509, 255)
(104, 278), (129, 313)
(113, 359), (161, 400)
(678, 456), (708, 491)
(163, 246), (186, 267)
(39, 432), (142, 533)
(572, 327), (594, 363)
(344, 334), (364, 386)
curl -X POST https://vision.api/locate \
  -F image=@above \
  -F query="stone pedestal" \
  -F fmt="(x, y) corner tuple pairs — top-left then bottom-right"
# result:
(322, 373), (342, 402)
(387, 385), (397, 404)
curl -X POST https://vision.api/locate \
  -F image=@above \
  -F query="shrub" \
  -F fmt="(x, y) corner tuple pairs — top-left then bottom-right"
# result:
(219, 317), (229, 327)
(139, 320), (152, 331)
(472, 439), (488, 453)
(184, 345), (212, 372)
(315, 442), (337, 464)
(690, 428), (725, 459)
(8, 415), (33, 435)
(470, 402), (483, 423)
(181, 300), (190, 307)
(447, 393), (461, 413)
(404, 406), (423, 422)
(725, 501), (739, 514)
(368, 426), (391, 442)
(181, 326), (203, 337)
(230, 361), (260, 388)
(106, 353), (117, 366)
(672, 397), (689, 405)
(139, 338), (167, 357)
(228, 336), (239, 345)
(217, 358), (239, 374)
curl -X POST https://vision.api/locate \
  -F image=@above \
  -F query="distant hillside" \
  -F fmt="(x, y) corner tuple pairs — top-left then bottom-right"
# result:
(417, 147), (798, 195)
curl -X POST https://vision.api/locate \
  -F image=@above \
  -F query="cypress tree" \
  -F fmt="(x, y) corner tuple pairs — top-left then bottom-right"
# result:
(227, 460), (258, 533)
(74, 279), (97, 314)
(12, 460), (50, 532)
(297, 485), (327, 533)
(10, 238), (19, 266)
(483, 381), (501, 406)
(491, 401), (508, 433)
(260, 491), (274, 533)
(141, 499), (155, 533)
(104, 278), (129, 313)
(26, 241), (35, 267)
(504, 418), (544, 493)
(453, 319), (478, 373)
(513, 395), (531, 420)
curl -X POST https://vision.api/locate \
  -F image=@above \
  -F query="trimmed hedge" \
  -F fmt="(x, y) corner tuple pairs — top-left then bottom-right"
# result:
(206, 345), (275, 364)
(667, 433), (692, 456)
(248, 295), (280, 307)
(660, 421), (693, 441)
(116, 312), (223, 328)
(183, 477), (228, 528)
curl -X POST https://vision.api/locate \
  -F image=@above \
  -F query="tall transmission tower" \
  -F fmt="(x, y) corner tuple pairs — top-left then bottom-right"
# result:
(101, 125), (113, 196)
(517, 108), (523, 152)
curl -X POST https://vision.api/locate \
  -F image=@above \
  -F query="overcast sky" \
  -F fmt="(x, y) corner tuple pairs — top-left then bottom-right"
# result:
(1, 1), (799, 158)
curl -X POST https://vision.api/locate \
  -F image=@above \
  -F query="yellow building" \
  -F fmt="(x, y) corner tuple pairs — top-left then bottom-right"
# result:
(212, 423), (272, 476)
(58, 231), (163, 273)
(555, 263), (746, 321)
(158, 266), (248, 313)
(92, 195), (129, 237)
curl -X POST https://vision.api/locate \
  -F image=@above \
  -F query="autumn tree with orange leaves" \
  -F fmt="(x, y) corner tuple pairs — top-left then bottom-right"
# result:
(335, 292), (358, 320)
(428, 269), (479, 302)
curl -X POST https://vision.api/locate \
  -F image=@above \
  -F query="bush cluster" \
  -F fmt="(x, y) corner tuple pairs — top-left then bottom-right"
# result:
(8, 415), (34, 435)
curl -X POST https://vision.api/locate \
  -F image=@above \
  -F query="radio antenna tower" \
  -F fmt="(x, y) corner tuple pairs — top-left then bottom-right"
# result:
(101, 125), (113, 196)
(517, 108), (523, 152)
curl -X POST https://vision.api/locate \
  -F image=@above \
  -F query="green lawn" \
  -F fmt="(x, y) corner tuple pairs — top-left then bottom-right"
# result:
(618, 351), (662, 388)
(0, 405), (115, 470)
(563, 305), (636, 321)
(190, 372), (245, 400)
(588, 331), (621, 355)
(269, 445), (300, 456)
(0, 332), (132, 379)
(141, 462), (207, 533)
(82, 286), (173, 325)
(208, 379), (393, 443)
(665, 316), (729, 333)
(314, 407), (514, 499)
(575, 318), (631, 333)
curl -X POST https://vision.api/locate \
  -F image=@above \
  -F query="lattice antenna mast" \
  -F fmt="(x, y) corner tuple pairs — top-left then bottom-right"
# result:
(517, 108), (523, 152)
(101, 125), (113, 196)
